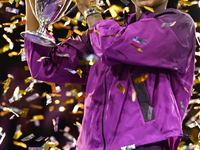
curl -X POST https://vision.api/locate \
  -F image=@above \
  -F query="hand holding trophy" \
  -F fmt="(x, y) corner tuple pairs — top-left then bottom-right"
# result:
(21, 0), (76, 47)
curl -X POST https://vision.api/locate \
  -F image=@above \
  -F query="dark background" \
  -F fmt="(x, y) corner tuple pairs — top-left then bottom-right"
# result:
(0, 0), (200, 149)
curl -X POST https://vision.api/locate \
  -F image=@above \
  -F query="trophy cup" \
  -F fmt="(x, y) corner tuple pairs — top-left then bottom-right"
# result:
(21, 0), (76, 47)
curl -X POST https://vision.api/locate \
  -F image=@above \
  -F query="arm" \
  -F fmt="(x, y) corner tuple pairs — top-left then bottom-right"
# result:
(25, 0), (39, 31)
(89, 12), (196, 74)
(24, 32), (92, 84)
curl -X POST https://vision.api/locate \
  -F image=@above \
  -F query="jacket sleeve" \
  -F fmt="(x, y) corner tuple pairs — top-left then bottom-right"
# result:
(89, 13), (195, 74)
(24, 31), (92, 84)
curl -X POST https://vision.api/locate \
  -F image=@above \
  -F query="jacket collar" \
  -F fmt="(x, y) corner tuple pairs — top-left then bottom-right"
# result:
(124, 8), (178, 25)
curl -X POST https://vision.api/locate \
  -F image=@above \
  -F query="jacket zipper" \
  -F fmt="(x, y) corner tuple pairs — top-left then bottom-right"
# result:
(102, 67), (110, 150)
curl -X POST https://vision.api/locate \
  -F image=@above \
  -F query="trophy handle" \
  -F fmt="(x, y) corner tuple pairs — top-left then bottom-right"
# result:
(51, 0), (73, 24)
(59, 4), (77, 21)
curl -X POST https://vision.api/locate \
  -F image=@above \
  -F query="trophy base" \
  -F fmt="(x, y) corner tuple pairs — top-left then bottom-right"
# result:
(21, 30), (56, 47)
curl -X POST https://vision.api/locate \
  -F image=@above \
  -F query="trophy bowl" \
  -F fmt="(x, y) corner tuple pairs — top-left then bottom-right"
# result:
(21, 0), (75, 47)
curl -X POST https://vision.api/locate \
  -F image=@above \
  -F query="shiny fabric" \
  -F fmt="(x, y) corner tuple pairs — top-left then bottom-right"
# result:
(24, 8), (196, 150)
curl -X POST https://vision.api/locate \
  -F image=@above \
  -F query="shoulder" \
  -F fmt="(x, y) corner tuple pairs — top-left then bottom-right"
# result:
(154, 8), (194, 25)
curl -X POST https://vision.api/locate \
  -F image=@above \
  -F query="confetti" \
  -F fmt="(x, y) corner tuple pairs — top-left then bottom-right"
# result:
(50, 136), (59, 145)
(117, 83), (126, 94)
(26, 93), (40, 102)
(0, 44), (10, 54)
(30, 104), (43, 109)
(28, 147), (40, 150)
(49, 106), (54, 112)
(46, 94), (52, 105)
(8, 93), (22, 103)
(21, 108), (29, 117)
(13, 130), (22, 140)
(121, 144), (135, 150)
(10, 13), (26, 21)
(63, 132), (74, 141)
(65, 83), (82, 90)
(64, 68), (77, 74)
(33, 115), (44, 120)
(2, 74), (14, 95)
(134, 74), (148, 83)
(0, 129), (6, 145)
(184, 86), (189, 93)
(5, 7), (19, 14)
(8, 51), (18, 57)
(52, 117), (59, 132)
(130, 43), (143, 52)
(66, 30), (74, 39)
(94, 29), (100, 35)
(2, 34), (14, 49)
(13, 141), (27, 148)
(103, 33), (120, 37)
(21, 133), (35, 142)
(132, 89), (136, 102)
(56, 53), (69, 57)
(144, 6), (154, 12)
(62, 99), (74, 105)
(161, 21), (176, 27)
(120, 0), (129, 5)
(35, 136), (45, 142)
(133, 36), (147, 45)
(37, 56), (50, 62)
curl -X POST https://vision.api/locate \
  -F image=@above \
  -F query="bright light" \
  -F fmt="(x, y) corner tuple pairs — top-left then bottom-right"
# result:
(59, 106), (65, 112)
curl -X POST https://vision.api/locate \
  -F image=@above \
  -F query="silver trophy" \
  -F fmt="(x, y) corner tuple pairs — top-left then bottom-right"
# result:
(21, 0), (76, 47)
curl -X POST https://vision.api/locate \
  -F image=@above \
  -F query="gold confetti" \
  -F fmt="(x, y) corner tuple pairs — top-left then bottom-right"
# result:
(8, 51), (18, 57)
(134, 74), (148, 84)
(9, 0), (14, 4)
(0, 45), (10, 54)
(13, 130), (22, 140)
(109, 5), (123, 18)
(82, 18), (87, 26)
(24, 66), (29, 71)
(130, 43), (143, 52)
(10, 14), (26, 21)
(13, 141), (27, 148)
(76, 68), (82, 78)
(24, 76), (33, 83)
(21, 108), (29, 117)
(33, 115), (44, 120)
(29, 104), (43, 109)
(2, 74), (14, 95)
(103, 33), (120, 37)
(144, 6), (154, 12)
(66, 30), (73, 39)
(117, 83), (125, 94)
(184, 86), (189, 93)
(49, 106), (54, 112)
(73, 29), (84, 35)
(62, 99), (75, 105)
(94, 29), (100, 35)
(78, 60), (96, 65)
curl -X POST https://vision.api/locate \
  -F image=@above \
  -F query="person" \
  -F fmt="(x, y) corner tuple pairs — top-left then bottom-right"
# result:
(24, 0), (196, 149)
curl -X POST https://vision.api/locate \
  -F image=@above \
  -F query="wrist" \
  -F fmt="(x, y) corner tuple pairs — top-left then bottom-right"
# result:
(84, 8), (101, 20)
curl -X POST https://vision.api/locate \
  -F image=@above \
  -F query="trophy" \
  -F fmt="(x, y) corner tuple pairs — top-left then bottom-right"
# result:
(21, 0), (76, 47)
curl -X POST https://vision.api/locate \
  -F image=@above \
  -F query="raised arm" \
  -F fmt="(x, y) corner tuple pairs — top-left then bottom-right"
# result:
(24, 32), (92, 85)
(25, 0), (39, 31)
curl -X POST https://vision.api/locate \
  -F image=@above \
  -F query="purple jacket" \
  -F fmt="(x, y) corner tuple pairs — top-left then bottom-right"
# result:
(24, 8), (195, 150)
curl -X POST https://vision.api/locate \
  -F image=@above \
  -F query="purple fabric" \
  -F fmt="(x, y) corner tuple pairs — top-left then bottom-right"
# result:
(24, 8), (196, 150)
